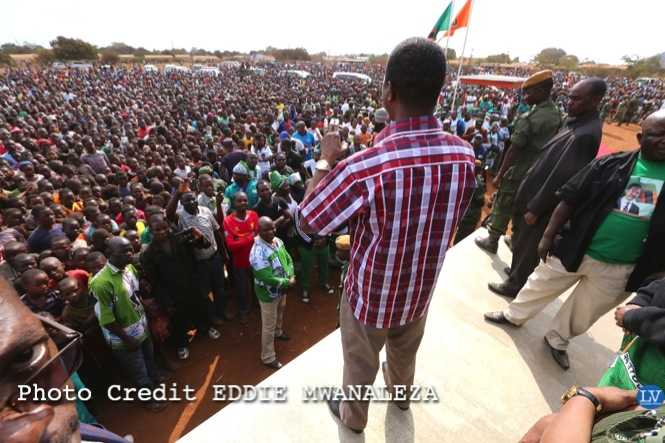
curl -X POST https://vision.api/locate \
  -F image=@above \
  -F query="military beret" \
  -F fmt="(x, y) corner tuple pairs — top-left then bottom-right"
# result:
(522, 70), (553, 89)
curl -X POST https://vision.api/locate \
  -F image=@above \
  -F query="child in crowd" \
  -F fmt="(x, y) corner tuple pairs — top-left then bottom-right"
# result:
(39, 256), (66, 289)
(20, 268), (64, 319)
(59, 276), (96, 332)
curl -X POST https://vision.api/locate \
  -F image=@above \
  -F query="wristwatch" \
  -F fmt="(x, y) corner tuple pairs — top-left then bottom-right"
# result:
(315, 159), (331, 172)
(561, 386), (602, 412)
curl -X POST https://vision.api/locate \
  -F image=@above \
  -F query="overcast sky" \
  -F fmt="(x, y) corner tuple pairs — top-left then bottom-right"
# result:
(2, 0), (662, 65)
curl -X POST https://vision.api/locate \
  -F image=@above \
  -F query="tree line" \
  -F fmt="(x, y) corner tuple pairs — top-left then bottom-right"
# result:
(0, 38), (662, 78)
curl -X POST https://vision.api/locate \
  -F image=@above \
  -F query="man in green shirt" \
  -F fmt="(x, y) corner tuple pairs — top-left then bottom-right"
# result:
(485, 110), (665, 370)
(89, 236), (162, 404)
(249, 217), (295, 370)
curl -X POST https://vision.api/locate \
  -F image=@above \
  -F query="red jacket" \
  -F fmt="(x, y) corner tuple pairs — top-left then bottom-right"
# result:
(223, 211), (259, 269)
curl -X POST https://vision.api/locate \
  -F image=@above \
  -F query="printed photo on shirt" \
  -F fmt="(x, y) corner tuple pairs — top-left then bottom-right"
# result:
(615, 177), (663, 218)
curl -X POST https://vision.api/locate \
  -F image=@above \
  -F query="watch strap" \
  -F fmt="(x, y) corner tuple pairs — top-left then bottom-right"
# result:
(315, 160), (331, 172)
(575, 387), (602, 412)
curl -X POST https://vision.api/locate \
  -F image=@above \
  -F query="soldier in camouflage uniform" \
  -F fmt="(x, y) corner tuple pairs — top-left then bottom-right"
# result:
(475, 70), (562, 254)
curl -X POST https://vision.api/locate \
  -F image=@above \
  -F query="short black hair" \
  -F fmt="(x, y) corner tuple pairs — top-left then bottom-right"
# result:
(385, 37), (447, 109)
(586, 78), (608, 98)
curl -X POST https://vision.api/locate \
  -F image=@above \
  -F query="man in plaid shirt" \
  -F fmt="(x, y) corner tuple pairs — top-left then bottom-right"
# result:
(300, 37), (475, 432)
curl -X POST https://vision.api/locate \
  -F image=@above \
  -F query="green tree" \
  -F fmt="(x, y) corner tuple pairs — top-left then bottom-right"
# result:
(485, 53), (511, 63)
(104, 42), (136, 54)
(50, 36), (97, 60)
(100, 50), (120, 64)
(0, 51), (13, 66)
(622, 54), (664, 78)
(445, 48), (457, 61)
(558, 54), (579, 69)
(534, 47), (567, 66)
(265, 47), (310, 61)
(35, 48), (55, 65)
(1, 42), (44, 54)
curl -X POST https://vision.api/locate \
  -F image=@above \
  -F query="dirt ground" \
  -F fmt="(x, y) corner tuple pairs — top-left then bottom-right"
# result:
(93, 273), (341, 442)
(91, 122), (639, 443)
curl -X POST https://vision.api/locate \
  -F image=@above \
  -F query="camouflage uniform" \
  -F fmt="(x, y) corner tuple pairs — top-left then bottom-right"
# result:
(477, 100), (562, 251)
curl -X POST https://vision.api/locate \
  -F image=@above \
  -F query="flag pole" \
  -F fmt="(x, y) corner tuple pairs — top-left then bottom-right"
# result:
(450, 0), (475, 113)
(443, 2), (453, 55)
(437, 0), (455, 53)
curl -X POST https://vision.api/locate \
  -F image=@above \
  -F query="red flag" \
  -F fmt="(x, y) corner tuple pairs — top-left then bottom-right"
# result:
(443, 0), (473, 37)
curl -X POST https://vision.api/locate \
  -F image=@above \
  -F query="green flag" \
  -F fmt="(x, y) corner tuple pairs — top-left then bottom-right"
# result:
(598, 335), (665, 390)
(427, 2), (453, 40)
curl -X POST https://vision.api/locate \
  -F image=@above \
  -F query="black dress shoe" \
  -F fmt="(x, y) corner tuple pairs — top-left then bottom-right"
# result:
(381, 362), (409, 411)
(326, 399), (363, 434)
(544, 337), (570, 370)
(475, 234), (499, 254)
(503, 266), (511, 275)
(488, 281), (519, 298)
(263, 359), (283, 370)
(483, 311), (518, 327)
(275, 333), (290, 341)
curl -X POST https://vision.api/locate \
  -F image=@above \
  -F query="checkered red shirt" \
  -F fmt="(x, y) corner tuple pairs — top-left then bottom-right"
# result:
(299, 116), (475, 328)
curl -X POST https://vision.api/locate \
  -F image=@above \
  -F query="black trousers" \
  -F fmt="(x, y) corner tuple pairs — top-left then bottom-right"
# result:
(195, 253), (226, 321)
(507, 211), (550, 291)
(171, 294), (211, 348)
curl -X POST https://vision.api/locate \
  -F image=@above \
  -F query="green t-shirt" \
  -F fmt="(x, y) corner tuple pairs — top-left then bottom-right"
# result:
(587, 154), (665, 264)
(89, 263), (148, 350)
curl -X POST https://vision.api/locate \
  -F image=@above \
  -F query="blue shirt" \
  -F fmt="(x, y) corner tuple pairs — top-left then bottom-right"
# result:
(2, 152), (18, 168)
(28, 225), (64, 253)
(455, 119), (466, 137)
(292, 131), (316, 160)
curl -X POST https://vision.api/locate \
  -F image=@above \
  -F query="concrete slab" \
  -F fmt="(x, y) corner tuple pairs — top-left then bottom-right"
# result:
(179, 228), (624, 443)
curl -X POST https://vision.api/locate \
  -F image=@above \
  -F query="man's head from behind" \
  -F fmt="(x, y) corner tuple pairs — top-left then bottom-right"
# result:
(382, 37), (446, 119)
(0, 279), (80, 443)
(567, 78), (607, 117)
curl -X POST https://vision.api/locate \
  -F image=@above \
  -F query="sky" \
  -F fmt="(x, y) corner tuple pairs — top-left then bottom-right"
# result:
(2, 0), (663, 65)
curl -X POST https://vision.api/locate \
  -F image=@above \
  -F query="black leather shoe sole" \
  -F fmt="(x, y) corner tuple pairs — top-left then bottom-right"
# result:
(263, 360), (283, 370)
(544, 337), (570, 370)
(475, 237), (498, 254)
(487, 282), (518, 298)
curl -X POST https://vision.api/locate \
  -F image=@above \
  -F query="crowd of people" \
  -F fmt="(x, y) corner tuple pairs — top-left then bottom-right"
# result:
(1, 46), (665, 442)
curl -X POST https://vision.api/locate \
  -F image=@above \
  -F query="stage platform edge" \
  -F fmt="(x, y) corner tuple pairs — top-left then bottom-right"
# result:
(179, 228), (623, 443)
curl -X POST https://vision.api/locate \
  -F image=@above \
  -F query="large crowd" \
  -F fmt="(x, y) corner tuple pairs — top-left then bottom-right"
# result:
(1, 55), (664, 440)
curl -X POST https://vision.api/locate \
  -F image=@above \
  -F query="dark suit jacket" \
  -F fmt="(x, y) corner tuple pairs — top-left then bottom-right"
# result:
(513, 112), (602, 216)
(624, 202), (640, 215)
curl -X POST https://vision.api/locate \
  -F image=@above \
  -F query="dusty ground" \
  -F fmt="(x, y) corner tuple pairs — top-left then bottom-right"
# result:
(93, 275), (341, 442)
